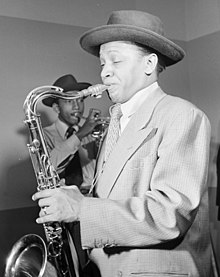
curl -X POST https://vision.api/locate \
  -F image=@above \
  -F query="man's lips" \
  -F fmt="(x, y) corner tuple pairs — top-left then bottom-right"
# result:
(106, 84), (117, 93)
(70, 112), (81, 118)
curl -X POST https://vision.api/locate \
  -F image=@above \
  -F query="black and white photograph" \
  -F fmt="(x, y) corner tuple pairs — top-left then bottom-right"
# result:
(0, 1), (219, 276)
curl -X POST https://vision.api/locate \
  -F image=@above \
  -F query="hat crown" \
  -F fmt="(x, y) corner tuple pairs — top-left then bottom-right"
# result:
(107, 10), (164, 36)
(79, 10), (185, 66)
(53, 74), (78, 92)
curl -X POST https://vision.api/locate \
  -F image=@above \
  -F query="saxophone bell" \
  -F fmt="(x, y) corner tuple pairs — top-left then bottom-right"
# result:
(4, 234), (47, 277)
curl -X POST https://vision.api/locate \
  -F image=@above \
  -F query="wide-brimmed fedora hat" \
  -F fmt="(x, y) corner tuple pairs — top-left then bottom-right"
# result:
(42, 74), (91, 107)
(80, 10), (185, 66)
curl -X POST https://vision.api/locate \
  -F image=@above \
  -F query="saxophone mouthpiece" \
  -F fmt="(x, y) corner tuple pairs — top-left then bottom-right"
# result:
(79, 84), (108, 98)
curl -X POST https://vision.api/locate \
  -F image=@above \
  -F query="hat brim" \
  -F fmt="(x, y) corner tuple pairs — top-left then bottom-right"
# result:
(42, 82), (91, 107)
(80, 25), (185, 66)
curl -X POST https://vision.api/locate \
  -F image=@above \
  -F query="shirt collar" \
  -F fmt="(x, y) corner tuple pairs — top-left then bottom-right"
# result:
(55, 118), (80, 139)
(121, 82), (159, 119)
(55, 118), (69, 139)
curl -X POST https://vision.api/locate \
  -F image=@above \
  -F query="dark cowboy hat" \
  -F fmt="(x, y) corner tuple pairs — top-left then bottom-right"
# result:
(80, 10), (185, 66)
(42, 74), (91, 107)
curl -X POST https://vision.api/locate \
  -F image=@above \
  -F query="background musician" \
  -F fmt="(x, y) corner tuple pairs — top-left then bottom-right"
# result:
(42, 74), (99, 193)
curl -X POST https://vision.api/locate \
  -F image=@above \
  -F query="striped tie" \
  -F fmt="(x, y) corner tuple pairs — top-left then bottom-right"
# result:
(105, 103), (122, 162)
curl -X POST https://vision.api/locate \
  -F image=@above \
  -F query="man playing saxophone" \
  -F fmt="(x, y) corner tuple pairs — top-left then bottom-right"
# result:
(33, 10), (214, 277)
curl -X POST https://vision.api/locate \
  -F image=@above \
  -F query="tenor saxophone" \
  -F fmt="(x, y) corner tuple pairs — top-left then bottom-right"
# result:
(4, 84), (107, 277)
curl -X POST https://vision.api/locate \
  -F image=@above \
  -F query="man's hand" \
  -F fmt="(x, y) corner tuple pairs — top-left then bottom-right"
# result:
(32, 185), (84, 224)
(76, 112), (101, 140)
(76, 118), (98, 140)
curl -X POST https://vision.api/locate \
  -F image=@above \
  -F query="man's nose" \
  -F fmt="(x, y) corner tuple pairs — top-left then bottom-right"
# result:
(101, 64), (113, 80)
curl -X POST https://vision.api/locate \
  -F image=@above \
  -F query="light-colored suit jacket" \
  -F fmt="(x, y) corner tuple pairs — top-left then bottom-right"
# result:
(80, 87), (213, 277)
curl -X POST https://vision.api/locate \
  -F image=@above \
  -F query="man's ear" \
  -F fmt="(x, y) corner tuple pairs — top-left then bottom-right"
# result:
(52, 102), (60, 114)
(144, 53), (158, 76)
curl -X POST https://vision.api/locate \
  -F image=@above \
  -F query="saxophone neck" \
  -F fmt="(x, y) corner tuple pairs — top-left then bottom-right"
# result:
(23, 86), (64, 118)
(23, 84), (108, 118)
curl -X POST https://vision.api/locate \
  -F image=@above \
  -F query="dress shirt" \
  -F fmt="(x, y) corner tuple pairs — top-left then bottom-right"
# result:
(120, 82), (159, 133)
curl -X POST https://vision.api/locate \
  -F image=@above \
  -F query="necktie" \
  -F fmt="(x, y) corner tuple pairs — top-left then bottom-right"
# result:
(66, 126), (75, 139)
(105, 103), (122, 162)
(59, 126), (83, 187)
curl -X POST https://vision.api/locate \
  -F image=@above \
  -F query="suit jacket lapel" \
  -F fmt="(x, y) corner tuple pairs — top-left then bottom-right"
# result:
(96, 87), (166, 198)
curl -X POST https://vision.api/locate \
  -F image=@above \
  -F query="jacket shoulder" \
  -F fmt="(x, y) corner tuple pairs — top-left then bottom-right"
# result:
(161, 94), (208, 118)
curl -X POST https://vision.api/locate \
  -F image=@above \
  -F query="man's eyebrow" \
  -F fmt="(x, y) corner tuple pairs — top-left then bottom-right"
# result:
(100, 49), (121, 56)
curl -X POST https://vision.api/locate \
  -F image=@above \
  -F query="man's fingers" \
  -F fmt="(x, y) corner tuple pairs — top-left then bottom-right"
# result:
(32, 188), (56, 201)
(38, 206), (59, 223)
(32, 191), (47, 201)
(36, 214), (54, 224)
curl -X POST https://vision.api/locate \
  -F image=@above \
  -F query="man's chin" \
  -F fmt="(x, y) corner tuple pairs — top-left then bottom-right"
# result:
(69, 117), (80, 125)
